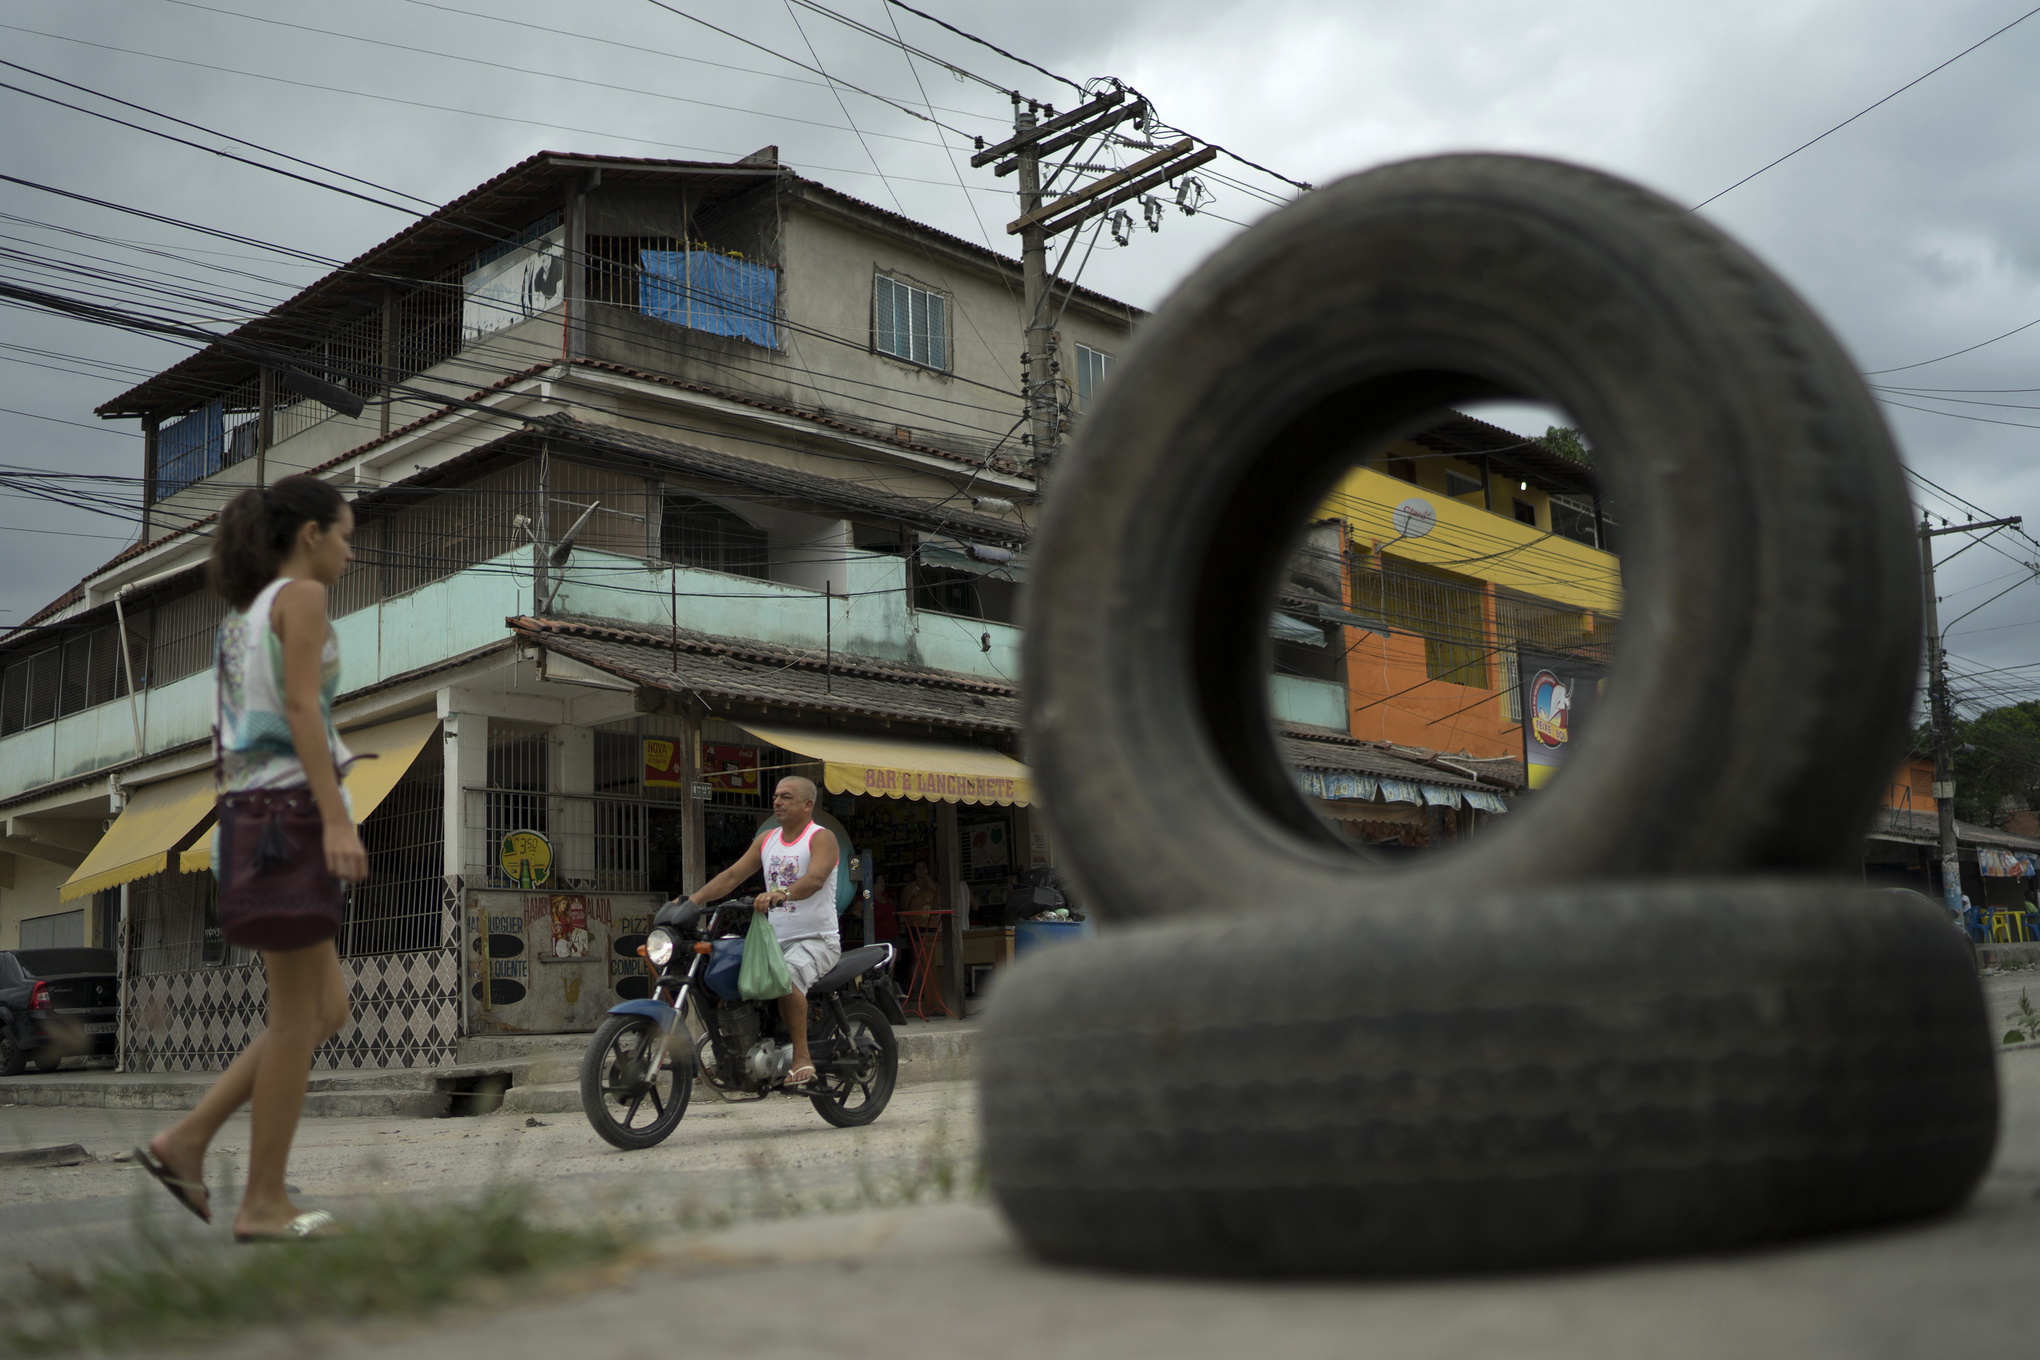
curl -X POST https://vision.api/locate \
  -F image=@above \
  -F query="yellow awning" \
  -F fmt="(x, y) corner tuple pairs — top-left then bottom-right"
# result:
(59, 769), (216, 902)
(177, 711), (441, 875)
(739, 723), (1032, 807)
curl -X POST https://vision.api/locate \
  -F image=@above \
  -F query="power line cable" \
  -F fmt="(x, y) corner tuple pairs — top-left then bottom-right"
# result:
(1692, 2), (2040, 210)
(395, 0), (1002, 122)
(150, 0), (972, 155)
(640, 0), (978, 141)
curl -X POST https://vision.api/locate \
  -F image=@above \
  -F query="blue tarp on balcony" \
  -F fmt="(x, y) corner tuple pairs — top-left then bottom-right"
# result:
(640, 250), (777, 348)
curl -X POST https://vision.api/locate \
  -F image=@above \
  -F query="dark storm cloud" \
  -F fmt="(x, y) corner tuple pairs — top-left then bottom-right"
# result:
(5, 0), (2039, 696)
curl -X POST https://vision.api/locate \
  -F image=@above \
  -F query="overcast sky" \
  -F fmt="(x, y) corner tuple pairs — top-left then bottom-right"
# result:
(5, 0), (2040, 708)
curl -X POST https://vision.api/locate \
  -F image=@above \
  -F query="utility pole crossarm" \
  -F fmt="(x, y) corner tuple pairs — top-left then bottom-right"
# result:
(1034, 146), (1219, 239)
(970, 89), (1124, 167)
(1924, 515), (2022, 538)
(1007, 139), (1202, 234)
(993, 100), (1148, 177)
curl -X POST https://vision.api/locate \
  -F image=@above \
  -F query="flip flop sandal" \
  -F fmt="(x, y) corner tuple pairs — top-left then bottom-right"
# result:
(783, 1063), (819, 1091)
(133, 1145), (211, 1224)
(236, 1210), (342, 1244)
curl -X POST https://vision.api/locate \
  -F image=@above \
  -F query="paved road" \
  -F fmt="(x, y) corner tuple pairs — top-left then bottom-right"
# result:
(1981, 965), (2040, 1034)
(0, 1077), (978, 1268)
(167, 1043), (2040, 1360)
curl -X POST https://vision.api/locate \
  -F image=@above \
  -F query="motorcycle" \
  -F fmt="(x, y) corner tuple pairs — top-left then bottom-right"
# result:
(579, 897), (909, 1150)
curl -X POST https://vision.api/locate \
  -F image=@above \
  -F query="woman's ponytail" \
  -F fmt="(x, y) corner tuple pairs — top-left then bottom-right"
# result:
(209, 475), (348, 610)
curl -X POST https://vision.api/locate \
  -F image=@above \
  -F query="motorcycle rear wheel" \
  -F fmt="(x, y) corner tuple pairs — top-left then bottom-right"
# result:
(811, 1000), (898, 1128)
(580, 1014), (689, 1150)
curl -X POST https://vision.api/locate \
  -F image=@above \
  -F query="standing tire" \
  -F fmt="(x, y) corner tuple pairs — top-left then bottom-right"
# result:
(1023, 152), (1918, 917)
(580, 1015), (689, 1150)
(983, 881), (1998, 1274)
(988, 154), (1995, 1275)
(810, 1001), (898, 1128)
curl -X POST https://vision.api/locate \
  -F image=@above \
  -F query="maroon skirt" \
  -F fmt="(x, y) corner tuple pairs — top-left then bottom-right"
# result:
(215, 788), (347, 951)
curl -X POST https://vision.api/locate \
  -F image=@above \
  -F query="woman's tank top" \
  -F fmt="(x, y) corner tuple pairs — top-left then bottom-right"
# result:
(214, 577), (354, 795)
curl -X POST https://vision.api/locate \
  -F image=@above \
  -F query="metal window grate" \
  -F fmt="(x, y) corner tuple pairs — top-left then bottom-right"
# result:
(1352, 552), (1491, 688)
(660, 493), (769, 578)
(1496, 589), (1615, 721)
(147, 589), (227, 689)
(343, 738), (446, 957)
(128, 871), (237, 977)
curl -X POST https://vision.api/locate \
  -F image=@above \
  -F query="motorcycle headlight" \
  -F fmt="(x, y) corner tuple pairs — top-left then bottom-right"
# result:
(645, 927), (677, 967)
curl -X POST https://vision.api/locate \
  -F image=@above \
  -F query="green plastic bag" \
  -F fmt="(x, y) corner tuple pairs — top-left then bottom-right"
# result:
(739, 909), (793, 1000)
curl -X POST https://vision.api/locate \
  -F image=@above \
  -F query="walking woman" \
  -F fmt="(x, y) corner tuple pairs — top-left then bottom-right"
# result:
(136, 476), (365, 1241)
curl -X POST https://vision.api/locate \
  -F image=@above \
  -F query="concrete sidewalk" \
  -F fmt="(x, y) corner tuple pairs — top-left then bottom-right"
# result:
(0, 1016), (978, 1117)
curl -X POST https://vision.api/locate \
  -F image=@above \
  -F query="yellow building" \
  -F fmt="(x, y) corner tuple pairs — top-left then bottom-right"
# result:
(1282, 414), (1623, 764)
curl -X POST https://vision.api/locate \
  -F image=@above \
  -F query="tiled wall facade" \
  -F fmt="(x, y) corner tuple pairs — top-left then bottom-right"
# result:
(122, 896), (462, 1072)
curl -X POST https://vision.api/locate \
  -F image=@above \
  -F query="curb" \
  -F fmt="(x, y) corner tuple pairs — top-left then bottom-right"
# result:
(0, 1025), (978, 1117)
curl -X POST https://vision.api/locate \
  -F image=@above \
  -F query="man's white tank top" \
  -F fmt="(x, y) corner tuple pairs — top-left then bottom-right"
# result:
(761, 821), (839, 945)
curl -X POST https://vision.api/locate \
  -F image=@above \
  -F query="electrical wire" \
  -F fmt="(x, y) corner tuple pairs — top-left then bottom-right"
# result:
(0, 22), (1013, 196)
(395, 0), (1002, 122)
(1692, 2), (2040, 211)
(640, 0), (979, 142)
(150, 0), (973, 155)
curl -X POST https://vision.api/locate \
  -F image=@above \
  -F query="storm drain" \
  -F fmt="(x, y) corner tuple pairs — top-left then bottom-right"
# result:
(438, 1072), (512, 1116)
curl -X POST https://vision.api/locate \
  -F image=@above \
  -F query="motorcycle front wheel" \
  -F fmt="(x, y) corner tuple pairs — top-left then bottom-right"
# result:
(580, 1014), (690, 1150)
(811, 1000), (898, 1128)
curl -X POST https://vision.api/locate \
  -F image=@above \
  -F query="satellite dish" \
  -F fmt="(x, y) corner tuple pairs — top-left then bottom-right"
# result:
(1393, 498), (1437, 539)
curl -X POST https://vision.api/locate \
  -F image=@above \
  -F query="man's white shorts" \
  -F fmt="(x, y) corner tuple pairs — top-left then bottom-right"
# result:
(782, 937), (841, 994)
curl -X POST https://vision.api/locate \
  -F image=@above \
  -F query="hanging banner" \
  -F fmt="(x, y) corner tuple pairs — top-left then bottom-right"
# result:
(642, 738), (683, 789)
(1519, 646), (1607, 790)
(703, 744), (760, 793)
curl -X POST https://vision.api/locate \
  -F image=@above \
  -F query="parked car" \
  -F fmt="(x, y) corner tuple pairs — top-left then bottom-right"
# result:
(0, 948), (119, 1075)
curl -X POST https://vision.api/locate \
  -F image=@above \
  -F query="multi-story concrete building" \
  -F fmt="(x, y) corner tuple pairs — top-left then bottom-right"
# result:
(0, 149), (1132, 1069)
(0, 149), (1522, 1072)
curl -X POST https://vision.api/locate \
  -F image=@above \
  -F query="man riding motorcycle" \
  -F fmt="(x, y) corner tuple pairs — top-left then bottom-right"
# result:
(679, 774), (839, 1088)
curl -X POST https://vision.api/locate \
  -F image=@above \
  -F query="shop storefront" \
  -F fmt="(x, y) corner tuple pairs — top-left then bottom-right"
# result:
(77, 712), (457, 1072)
(1283, 732), (1514, 852)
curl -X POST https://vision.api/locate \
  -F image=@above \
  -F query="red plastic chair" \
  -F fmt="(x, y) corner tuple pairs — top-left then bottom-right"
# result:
(897, 910), (955, 1019)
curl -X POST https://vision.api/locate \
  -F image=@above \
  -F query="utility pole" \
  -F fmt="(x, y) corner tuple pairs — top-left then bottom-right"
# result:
(1920, 512), (2023, 925)
(969, 89), (1214, 474)
(1011, 100), (1057, 466)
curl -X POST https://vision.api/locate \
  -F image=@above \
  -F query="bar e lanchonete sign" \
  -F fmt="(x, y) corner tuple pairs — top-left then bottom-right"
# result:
(737, 723), (1033, 807)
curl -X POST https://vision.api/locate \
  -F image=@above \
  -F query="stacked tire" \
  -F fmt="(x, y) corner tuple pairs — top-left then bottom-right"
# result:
(982, 154), (1999, 1275)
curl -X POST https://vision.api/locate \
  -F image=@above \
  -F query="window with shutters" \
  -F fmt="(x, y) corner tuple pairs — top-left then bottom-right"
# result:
(873, 273), (948, 370)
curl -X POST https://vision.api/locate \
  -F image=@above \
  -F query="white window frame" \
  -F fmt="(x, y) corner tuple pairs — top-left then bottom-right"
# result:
(873, 273), (949, 371)
(1076, 343), (1113, 409)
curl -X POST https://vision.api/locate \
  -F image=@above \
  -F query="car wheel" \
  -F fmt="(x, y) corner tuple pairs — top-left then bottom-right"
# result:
(0, 1017), (26, 1077)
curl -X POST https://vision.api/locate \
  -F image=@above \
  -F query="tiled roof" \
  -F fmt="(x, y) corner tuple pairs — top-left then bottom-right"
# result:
(95, 151), (1139, 419)
(1871, 807), (2040, 852)
(565, 358), (1027, 475)
(1279, 731), (1496, 792)
(523, 414), (1029, 546)
(509, 615), (1020, 735)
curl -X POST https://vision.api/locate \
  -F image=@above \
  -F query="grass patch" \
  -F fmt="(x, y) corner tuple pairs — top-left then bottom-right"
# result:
(2, 1186), (627, 1355)
(670, 1110), (984, 1232)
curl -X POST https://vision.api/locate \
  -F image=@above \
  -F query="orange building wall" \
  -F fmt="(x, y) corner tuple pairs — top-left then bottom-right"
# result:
(1883, 755), (1937, 815)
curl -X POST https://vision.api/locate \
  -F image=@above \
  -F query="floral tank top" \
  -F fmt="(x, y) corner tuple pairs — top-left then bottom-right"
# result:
(214, 577), (355, 796)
